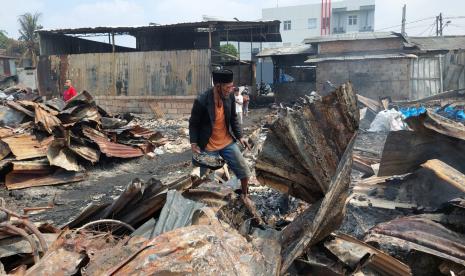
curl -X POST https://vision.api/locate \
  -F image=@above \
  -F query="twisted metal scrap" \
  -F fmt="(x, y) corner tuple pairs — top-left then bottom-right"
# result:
(0, 204), (48, 265)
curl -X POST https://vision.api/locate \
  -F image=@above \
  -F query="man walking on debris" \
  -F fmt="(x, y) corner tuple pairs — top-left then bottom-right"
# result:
(189, 69), (252, 201)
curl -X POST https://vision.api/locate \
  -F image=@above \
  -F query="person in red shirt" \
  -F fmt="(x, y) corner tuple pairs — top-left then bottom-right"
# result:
(63, 79), (77, 102)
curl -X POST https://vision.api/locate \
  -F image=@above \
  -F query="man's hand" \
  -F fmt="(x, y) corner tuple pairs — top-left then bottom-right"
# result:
(239, 138), (252, 151)
(191, 143), (201, 154)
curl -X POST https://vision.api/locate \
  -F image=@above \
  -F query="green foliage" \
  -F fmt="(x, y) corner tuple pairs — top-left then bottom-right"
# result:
(0, 30), (8, 49)
(220, 44), (238, 58)
(18, 12), (43, 66)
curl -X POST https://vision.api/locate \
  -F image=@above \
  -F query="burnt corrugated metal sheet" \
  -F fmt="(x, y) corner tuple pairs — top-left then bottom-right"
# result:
(151, 190), (204, 237)
(109, 224), (270, 275)
(365, 216), (465, 266)
(82, 126), (144, 158)
(40, 50), (211, 98)
(127, 125), (157, 139)
(2, 135), (53, 160)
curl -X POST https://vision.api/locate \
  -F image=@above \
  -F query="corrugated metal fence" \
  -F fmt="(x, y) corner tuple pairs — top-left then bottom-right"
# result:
(38, 49), (212, 98)
(410, 52), (465, 99)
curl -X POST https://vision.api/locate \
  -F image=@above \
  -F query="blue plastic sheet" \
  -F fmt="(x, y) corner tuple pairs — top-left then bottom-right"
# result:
(399, 105), (464, 123)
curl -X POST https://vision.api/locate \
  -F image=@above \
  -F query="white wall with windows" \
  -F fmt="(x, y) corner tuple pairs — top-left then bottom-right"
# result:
(262, 0), (375, 45)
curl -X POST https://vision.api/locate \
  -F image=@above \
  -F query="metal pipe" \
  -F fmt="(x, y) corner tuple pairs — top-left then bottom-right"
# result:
(0, 223), (40, 264)
(12, 219), (49, 253)
(439, 54), (443, 92)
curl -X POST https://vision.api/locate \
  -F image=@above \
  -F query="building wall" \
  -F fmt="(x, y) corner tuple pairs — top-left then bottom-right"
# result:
(94, 95), (195, 118)
(261, 0), (375, 46)
(38, 49), (211, 99)
(316, 58), (411, 100)
(17, 68), (37, 90)
(318, 38), (403, 54)
(223, 63), (255, 86)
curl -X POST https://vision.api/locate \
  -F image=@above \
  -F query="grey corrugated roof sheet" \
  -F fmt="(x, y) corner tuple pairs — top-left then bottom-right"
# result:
(305, 53), (417, 63)
(38, 20), (280, 34)
(303, 32), (402, 44)
(256, 44), (314, 57)
(405, 36), (465, 51)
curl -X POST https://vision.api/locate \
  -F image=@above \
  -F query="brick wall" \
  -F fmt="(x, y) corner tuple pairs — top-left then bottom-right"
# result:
(94, 95), (196, 118)
(316, 58), (412, 101)
(319, 38), (403, 55)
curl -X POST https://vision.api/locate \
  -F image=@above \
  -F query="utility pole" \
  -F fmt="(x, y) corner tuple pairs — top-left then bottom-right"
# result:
(401, 4), (406, 36)
(439, 12), (443, 36)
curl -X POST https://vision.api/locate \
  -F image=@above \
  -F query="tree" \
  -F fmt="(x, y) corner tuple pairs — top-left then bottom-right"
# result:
(0, 31), (24, 57)
(219, 44), (238, 61)
(0, 30), (9, 49)
(18, 12), (42, 67)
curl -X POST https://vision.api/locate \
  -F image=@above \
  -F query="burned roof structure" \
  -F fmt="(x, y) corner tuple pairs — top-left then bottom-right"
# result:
(37, 20), (282, 55)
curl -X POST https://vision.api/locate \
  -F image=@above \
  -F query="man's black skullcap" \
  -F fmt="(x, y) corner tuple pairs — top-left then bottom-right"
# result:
(212, 69), (234, 84)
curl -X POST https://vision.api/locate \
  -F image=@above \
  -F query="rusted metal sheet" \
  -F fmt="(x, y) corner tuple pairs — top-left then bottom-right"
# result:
(6, 170), (86, 190)
(127, 125), (157, 139)
(325, 233), (412, 275)
(82, 126), (144, 158)
(109, 224), (270, 276)
(280, 134), (356, 273)
(59, 105), (101, 125)
(6, 101), (34, 117)
(378, 113), (465, 177)
(2, 134), (52, 160)
(256, 82), (359, 203)
(422, 110), (465, 140)
(0, 141), (10, 161)
(41, 50), (211, 98)
(25, 230), (121, 276)
(421, 159), (465, 193)
(47, 140), (81, 171)
(68, 144), (100, 163)
(0, 127), (14, 138)
(33, 102), (62, 134)
(365, 217), (465, 267)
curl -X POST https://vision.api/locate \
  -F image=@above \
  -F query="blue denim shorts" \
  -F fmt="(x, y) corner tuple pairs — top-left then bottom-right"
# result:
(199, 142), (251, 179)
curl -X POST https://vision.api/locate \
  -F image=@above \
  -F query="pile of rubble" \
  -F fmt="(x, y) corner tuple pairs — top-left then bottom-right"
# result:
(346, 89), (465, 275)
(0, 83), (359, 275)
(0, 91), (166, 190)
(0, 83), (464, 275)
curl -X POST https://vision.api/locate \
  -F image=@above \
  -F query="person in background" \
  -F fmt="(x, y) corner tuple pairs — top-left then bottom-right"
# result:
(242, 87), (249, 117)
(234, 87), (243, 125)
(63, 79), (77, 102)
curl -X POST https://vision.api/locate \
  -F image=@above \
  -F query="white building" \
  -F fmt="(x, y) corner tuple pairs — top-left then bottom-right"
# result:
(262, 0), (376, 46)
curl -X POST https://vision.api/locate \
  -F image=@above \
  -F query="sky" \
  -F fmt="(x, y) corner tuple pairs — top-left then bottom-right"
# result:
(1, 0), (465, 43)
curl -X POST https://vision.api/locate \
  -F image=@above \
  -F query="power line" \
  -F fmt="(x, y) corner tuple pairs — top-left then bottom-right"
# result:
(375, 16), (436, 32)
(417, 22), (436, 36)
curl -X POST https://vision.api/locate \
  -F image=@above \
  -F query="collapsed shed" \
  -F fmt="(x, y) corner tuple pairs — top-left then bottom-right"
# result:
(37, 21), (282, 117)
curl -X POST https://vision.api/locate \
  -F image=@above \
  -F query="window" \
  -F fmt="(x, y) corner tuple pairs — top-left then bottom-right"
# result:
(348, 15), (358, 25)
(283, 20), (291, 31)
(308, 18), (317, 29)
